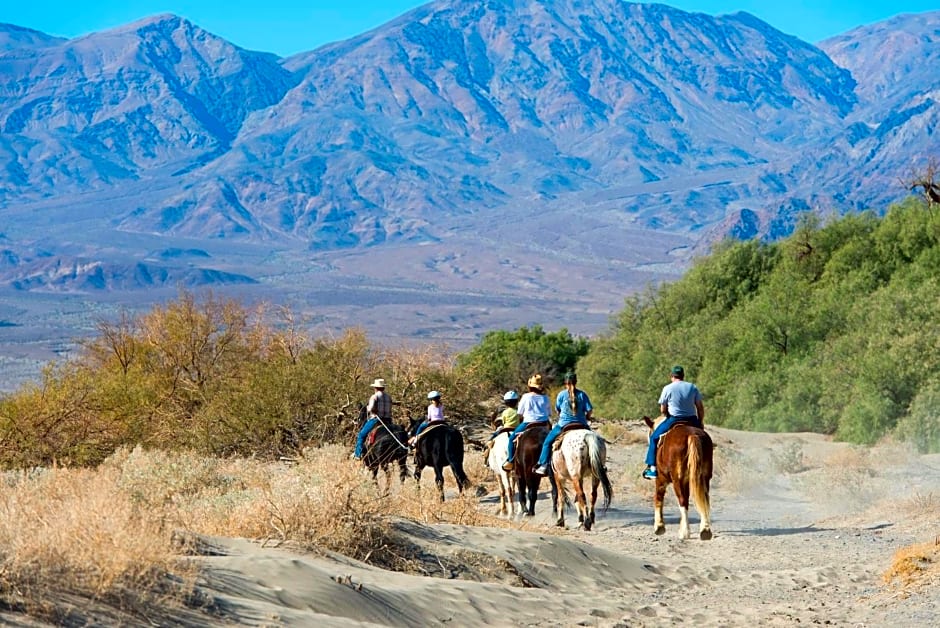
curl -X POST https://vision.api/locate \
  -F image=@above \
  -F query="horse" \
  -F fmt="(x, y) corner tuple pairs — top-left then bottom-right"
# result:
(550, 427), (612, 530)
(643, 415), (713, 540)
(512, 423), (549, 517)
(355, 405), (410, 492)
(408, 417), (469, 501)
(486, 430), (516, 517)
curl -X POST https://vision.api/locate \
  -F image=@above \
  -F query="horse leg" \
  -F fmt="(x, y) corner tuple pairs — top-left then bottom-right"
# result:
(653, 479), (667, 536)
(529, 478), (541, 517)
(675, 480), (691, 540)
(452, 463), (468, 494)
(553, 474), (565, 528)
(516, 476), (528, 515)
(397, 456), (408, 485)
(380, 464), (392, 496)
(434, 465), (446, 502)
(588, 477), (599, 529)
(573, 475), (587, 530)
(495, 472), (508, 516)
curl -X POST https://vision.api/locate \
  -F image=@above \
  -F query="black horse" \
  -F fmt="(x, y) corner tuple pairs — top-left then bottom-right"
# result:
(512, 423), (550, 517)
(355, 405), (410, 492)
(407, 417), (469, 501)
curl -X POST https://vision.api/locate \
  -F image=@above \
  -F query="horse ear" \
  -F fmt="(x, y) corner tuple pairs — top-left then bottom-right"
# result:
(643, 416), (654, 428)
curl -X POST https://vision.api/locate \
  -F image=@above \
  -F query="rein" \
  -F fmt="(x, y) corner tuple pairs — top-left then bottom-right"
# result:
(372, 415), (409, 450)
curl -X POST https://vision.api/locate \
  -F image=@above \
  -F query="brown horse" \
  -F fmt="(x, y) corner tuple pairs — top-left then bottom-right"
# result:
(643, 415), (713, 540)
(550, 428), (612, 531)
(512, 423), (549, 517)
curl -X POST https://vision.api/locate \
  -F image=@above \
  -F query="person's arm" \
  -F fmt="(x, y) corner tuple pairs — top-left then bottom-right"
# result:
(366, 394), (377, 417)
(660, 402), (669, 417)
(695, 399), (705, 424)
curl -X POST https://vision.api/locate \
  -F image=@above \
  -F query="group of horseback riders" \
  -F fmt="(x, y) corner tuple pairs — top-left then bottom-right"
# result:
(353, 365), (705, 480)
(493, 371), (594, 476)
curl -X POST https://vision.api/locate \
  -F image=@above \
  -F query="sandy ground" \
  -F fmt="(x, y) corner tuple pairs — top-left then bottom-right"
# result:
(176, 425), (940, 627)
(8, 425), (939, 626)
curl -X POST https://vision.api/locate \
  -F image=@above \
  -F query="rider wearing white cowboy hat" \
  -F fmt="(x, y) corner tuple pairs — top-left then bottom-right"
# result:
(353, 378), (397, 460)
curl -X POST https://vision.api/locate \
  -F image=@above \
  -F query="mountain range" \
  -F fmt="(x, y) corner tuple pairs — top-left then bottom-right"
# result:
(0, 0), (938, 388)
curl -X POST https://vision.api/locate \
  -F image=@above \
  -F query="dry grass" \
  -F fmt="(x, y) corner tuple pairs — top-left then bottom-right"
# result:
(0, 443), (527, 622)
(883, 536), (940, 592)
(596, 420), (647, 446)
(0, 462), (194, 621)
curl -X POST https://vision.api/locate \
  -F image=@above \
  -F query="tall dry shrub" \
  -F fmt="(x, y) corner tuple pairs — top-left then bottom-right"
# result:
(0, 463), (186, 619)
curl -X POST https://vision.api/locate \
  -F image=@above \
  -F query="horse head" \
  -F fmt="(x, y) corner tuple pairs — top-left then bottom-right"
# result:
(643, 415), (667, 430)
(354, 403), (368, 428)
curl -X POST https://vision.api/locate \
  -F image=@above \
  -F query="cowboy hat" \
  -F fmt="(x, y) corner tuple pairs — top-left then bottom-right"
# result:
(370, 378), (386, 388)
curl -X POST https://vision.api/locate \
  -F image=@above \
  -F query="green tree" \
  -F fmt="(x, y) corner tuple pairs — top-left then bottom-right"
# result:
(456, 325), (590, 393)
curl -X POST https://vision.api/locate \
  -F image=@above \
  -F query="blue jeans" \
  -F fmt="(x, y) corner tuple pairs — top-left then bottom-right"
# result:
(646, 416), (703, 466)
(355, 417), (380, 458)
(537, 421), (588, 467)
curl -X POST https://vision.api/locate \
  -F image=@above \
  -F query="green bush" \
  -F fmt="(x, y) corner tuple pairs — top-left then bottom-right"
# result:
(896, 383), (940, 454)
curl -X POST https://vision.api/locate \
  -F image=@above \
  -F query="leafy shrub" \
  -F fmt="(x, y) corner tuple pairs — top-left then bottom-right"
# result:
(895, 383), (940, 454)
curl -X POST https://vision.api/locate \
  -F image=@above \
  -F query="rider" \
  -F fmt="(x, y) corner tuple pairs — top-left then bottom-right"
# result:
(643, 365), (705, 480)
(534, 371), (593, 475)
(502, 374), (551, 472)
(353, 378), (396, 460)
(410, 390), (446, 445)
(484, 390), (521, 461)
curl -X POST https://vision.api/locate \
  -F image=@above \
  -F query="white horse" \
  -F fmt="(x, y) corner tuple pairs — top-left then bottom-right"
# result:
(486, 431), (516, 518)
(551, 429), (612, 531)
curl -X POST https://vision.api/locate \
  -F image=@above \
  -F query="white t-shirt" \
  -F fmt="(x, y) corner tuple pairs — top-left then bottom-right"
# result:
(427, 403), (445, 422)
(517, 392), (551, 423)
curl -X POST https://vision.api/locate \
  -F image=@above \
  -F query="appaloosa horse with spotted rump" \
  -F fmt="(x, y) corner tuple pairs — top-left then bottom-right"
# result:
(550, 426), (612, 531)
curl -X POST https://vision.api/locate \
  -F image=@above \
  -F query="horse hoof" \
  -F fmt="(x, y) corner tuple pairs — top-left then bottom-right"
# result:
(555, 520), (565, 528)
(700, 529), (713, 541)
(654, 526), (665, 536)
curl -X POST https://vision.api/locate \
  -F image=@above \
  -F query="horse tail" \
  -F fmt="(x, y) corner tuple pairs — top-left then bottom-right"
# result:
(687, 434), (711, 523)
(586, 432), (613, 511)
(446, 429), (469, 490)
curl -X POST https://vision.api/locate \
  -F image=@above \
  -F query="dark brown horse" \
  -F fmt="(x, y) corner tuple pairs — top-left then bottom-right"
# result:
(512, 423), (549, 517)
(643, 415), (713, 540)
(355, 405), (409, 492)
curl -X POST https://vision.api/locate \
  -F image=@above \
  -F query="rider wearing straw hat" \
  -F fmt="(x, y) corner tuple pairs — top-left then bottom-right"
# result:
(502, 374), (551, 471)
(353, 378), (397, 460)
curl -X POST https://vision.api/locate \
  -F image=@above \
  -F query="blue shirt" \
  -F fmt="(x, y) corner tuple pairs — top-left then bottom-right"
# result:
(658, 380), (702, 418)
(555, 389), (592, 427)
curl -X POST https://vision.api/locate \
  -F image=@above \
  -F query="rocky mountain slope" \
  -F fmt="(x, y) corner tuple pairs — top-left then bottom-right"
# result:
(0, 1), (937, 386)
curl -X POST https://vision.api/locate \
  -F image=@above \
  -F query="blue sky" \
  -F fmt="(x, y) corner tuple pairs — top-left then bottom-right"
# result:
(2, 1), (936, 57)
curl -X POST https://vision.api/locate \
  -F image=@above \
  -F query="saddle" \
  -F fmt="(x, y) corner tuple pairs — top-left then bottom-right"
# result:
(413, 421), (448, 446)
(366, 425), (385, 448)
(512, 421), (549, 445)
(551, 423), (590, 451)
